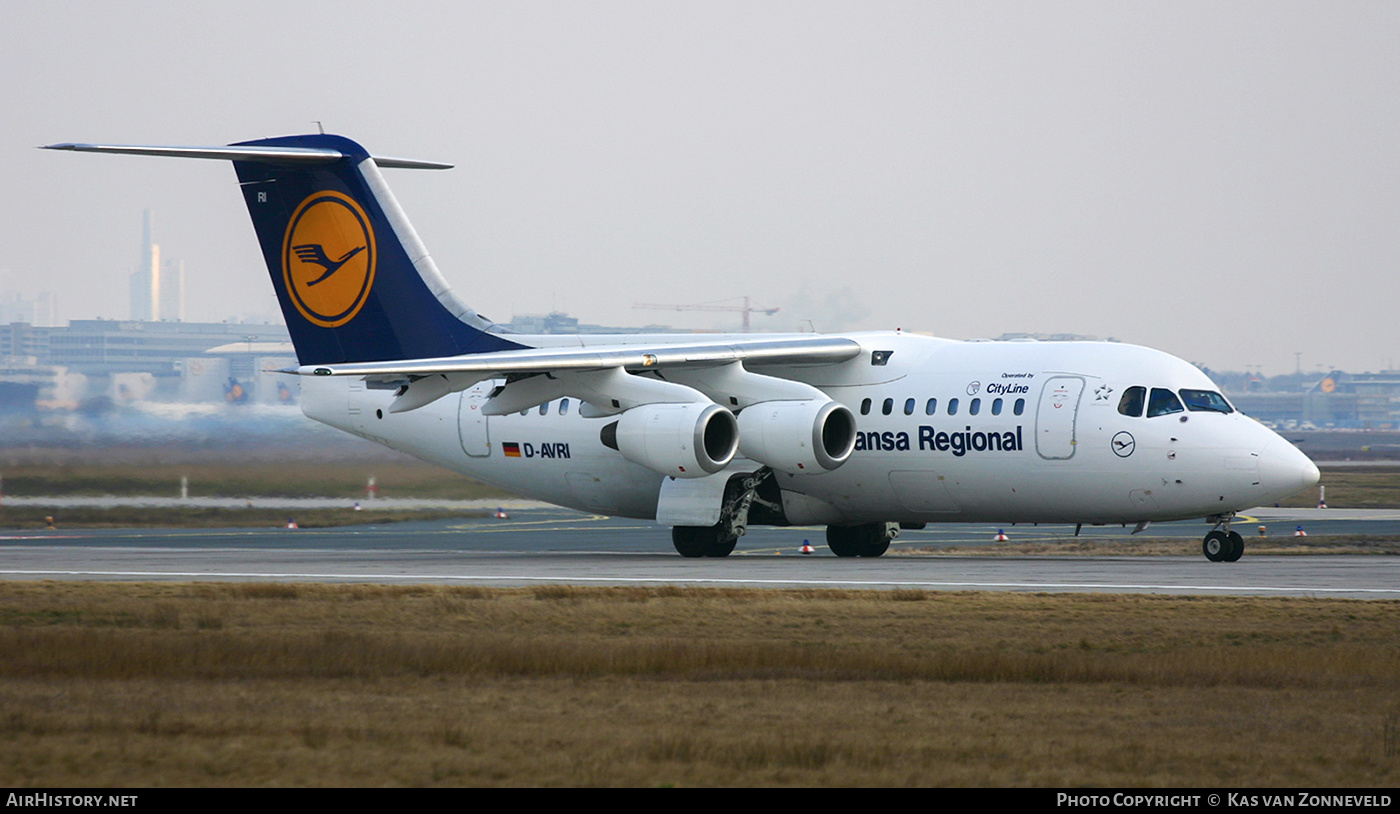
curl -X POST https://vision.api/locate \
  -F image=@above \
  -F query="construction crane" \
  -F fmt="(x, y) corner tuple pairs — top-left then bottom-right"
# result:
(632, 296), (779, 333)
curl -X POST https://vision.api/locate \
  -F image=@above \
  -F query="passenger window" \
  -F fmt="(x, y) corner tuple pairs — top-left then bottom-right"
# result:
(559, 398), (570, 415)
(948, 398), (959, 415)
(904, 398), (915, 416)
(1179, 389), (1234, 414)
(991, 398), (1003, 416)
(538, 402), (549, 415)
(860, 398), (871, 416)
(925, 398), (937, 415)
(1013, 398), (1025, 416)
(1118, 386), (1146, 418)
(1147, 388), (1185, 417)
(882, 398), (893, 416)
(969, 398), (981, 416)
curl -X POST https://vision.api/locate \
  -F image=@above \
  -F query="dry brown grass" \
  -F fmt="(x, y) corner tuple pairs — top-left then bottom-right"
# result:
(0, 506), (486, 530)
(0, 458), (511, 501)
(1281, 466), (1400, 508)
(0, 582), (1396, 786)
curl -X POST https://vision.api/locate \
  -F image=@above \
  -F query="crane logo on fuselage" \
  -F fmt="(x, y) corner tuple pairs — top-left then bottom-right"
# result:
(282, 190), (377, 328)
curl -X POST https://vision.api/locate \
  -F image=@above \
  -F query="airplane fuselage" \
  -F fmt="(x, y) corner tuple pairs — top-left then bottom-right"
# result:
(305, 330), (1316, 529)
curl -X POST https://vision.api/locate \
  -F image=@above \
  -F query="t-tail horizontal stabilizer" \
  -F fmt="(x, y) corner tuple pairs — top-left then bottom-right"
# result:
(42, 135), (522, 367)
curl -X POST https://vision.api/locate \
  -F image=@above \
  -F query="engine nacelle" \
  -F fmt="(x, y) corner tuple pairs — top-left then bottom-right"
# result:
(737, 399), (856, 474)
(607, 402), (739, 479)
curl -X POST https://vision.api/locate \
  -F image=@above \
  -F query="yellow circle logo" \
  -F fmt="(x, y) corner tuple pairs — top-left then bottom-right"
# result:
(282, 191), (377, 327)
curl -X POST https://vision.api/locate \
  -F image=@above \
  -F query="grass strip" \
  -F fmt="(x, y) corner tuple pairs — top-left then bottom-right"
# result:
(0, 582), (1397, 786)
(0, 506), (487, 529)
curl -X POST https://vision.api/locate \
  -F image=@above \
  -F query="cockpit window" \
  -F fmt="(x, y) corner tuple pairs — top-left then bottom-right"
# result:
(1179, 389), (1233, 414)
(1118, 386), (1145, 418)
(1146, 388), (1184, 417)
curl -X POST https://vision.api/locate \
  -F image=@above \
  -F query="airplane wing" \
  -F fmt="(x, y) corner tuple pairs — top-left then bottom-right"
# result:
(300, 334), (864, 415)
(303, 335), (860, 377)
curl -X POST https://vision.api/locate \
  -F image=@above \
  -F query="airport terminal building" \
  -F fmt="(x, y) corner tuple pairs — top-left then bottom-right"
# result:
(0, 319), (294, 410)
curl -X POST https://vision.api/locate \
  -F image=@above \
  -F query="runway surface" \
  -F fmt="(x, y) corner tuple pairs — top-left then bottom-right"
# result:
(3, 507), (1399, 598)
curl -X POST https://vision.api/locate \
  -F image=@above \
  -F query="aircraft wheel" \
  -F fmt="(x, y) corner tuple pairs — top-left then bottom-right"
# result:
(672, 525), (736, 558)
(826, 525), (863, 557)
(826, 523), (893, 558)
(860, 530), (891, 557)
(1223, 530), (1245, 562)
(706, 534), (738, 558)
(1202, 530), (1230, 562)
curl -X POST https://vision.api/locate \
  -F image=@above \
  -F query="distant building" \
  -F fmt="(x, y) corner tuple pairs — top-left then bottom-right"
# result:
(47, 319), (289, 379)
(507, 312), (580, 334)
(994, 332), (1117, 343)
(0, 292), (56, 327)
(129, 211), (185, 322)
(503, 311), (674, 335)
(1228, 371), (1400, 429)
(0, 322), (51, 360)
(0, 360), (81, 413)
(0, 319), (290, 407)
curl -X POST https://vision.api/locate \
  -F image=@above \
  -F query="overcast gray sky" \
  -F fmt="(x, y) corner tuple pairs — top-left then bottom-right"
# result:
(4, 1), (1398, 376)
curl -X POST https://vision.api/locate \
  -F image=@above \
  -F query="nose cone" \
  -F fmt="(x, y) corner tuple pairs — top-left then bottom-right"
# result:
(1258, 432), (1320, 502)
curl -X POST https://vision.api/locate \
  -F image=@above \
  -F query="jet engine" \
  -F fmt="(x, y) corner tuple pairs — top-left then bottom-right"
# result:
(737, 399), (857, 474)
(604, 402), (740, 478)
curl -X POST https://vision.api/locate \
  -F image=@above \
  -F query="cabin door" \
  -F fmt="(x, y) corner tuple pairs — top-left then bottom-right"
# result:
(457, 380), (493, 457)
(1035, 376), (1084, 460)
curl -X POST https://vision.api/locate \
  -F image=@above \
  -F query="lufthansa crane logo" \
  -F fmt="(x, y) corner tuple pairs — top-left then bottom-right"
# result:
(282, 191), (377, 327)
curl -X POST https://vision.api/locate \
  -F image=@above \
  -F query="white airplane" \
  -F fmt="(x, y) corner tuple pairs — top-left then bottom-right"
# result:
(46, 134), (1320, 561)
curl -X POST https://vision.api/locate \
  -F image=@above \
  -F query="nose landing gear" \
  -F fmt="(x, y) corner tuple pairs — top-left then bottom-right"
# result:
(1202, 515), (1244, 562)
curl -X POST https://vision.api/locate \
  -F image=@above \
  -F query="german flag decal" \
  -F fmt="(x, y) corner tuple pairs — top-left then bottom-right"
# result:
(502, 442), (521, 458)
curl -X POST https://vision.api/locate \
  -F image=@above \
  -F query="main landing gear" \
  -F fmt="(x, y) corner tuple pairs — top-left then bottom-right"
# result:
(670, 470), (900, 558)
(671, 469), (779, 558)
(1202, 514), (1244, 563)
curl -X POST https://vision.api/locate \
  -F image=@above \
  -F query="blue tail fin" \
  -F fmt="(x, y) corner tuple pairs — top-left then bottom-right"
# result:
(230, 134), (523, 365)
